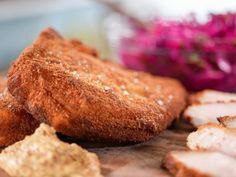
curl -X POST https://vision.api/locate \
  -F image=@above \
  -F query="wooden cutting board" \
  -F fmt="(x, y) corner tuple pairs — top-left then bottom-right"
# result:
(0, 121), (193, 177)
(89, 121), (193, 177)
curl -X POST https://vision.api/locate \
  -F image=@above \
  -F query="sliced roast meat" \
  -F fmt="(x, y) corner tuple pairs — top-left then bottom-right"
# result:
(184, 103), (236, 127)
(163, 151), (236, 177)
(190, 90), (236, 104)
(187, 124), (236, 157)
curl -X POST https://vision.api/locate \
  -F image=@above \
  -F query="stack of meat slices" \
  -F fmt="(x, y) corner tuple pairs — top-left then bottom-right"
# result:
(184, 90), (236, 127)
(163, 90), (236, 177)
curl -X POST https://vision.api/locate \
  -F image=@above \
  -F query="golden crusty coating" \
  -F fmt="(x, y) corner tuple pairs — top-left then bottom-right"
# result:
(8, 28), (187, 142)
(0, 168), (10, 177)
(69, 39), (98, 57)
(0, 76), (39, 147)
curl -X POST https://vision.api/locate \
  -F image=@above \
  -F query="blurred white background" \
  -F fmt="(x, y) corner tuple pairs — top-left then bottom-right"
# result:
(0, 0), (236, 70)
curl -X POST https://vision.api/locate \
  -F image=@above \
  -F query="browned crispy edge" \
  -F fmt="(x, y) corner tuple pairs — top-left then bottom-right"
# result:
(183, 105), (198, 128)
(188, 123), (224, 134)
(189, 90), (211, 105)
(163, 151), (211, 177)
(0, 168), (11, 177)
(0, 76), (39, 147)
(195, 123), (235, 130)
(69, 39), (98, 57)
(217, 116), (236, 127)
(0, 96), (40, 147)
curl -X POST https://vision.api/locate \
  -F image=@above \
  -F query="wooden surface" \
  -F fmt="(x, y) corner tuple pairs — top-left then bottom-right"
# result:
(90, 122), (193, 177)
(0, 121), (193, 177)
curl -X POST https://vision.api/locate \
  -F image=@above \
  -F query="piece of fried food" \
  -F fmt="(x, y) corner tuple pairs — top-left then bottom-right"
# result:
(0, 123), (103, 177)
(8, 28), (187, 142)
(0, 76), (39, 147)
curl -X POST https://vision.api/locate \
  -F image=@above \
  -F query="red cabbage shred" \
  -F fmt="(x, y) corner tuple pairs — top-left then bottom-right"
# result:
(119, 13), (236, 92)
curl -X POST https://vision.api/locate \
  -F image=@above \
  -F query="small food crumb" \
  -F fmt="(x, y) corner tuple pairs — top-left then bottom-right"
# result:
(157, 100), (164, 106)
(104, 86), (110, 90)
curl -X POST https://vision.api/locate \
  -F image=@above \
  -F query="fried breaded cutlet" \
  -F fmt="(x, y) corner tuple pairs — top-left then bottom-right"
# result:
(8, 28), (187, 142)
(0, 76), (39, 147)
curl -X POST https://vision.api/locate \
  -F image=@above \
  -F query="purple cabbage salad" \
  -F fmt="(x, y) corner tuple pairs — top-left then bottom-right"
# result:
(119, 13), (236, 92)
